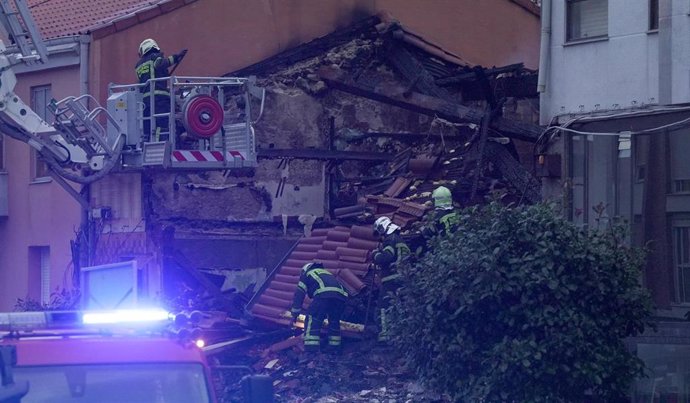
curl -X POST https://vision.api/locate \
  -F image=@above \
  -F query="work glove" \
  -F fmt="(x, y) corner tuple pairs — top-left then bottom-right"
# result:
(290, 314), (298, 326)
(175, 49), (188, 63)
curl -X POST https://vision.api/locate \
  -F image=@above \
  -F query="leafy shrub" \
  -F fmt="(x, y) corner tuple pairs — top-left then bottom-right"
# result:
(388, 202), (652, 402)
(14, 288), (81, 312)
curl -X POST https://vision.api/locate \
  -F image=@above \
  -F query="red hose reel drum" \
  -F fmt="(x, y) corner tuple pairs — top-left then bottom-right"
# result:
(181, 95), (224, 139)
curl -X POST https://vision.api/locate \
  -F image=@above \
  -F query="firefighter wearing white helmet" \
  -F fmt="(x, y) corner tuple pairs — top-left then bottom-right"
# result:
(372, 216), (410, 342)
(135, 38), (188, 141)
(289, 262), (348, 353)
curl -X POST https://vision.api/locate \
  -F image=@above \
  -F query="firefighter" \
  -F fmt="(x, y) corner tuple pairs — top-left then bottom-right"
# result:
(422, 185), (460, 238)
(372, 216), (411, 342)
(290, 262), (349, 353)
(135, 38), (187, 141)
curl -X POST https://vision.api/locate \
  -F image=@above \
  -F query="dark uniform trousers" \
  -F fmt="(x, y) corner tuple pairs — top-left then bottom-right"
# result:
(304, 296), (346, 352)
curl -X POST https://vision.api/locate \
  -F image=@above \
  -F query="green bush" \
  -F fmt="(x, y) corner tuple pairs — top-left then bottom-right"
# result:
(388, 202), (652, 402)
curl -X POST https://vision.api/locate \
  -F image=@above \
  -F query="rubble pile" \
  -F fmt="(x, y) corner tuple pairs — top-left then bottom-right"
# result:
(214, 336), (450, 403)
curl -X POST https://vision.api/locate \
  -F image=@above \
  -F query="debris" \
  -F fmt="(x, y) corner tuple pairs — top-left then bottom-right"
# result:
(264, 358), (279, 369)
(267, 335), (303, 354)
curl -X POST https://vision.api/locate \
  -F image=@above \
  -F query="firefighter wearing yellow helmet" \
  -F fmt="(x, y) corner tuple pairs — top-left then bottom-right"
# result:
(425, 186), (460, 236)
(289, 262), (348, 353)
(135, 38), (188, 141)
(372, 216), (411, 342)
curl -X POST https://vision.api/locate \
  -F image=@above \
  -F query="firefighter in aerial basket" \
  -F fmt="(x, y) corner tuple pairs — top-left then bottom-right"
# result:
(372, 216), (411, 342)
(135, 38), (187, 141)
(289, 262), (349, 354)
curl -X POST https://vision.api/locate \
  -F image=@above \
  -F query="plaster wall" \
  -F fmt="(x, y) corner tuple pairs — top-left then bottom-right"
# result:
(539, 0), (690, 123)
(375, 0), (540, 69)
(0, 66), (82, 309)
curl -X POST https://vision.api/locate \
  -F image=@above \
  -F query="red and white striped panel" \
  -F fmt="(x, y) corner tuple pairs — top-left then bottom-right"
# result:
(172, 150), (246, 162)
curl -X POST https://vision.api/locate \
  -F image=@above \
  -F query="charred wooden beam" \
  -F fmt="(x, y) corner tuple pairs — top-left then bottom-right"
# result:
(471, 106), (494, 201)
(481, 141), (541, 204)
(344, 129), (474, 142)
(385, 42), (459, 102)
(319, 66), (543, 142)
(458, 74), (539, 101)
(258, 148), (394, 161)
(436, 63), (526, 86)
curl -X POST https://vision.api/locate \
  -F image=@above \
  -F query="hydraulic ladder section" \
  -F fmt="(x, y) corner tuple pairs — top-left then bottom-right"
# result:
(0, 0), (47, 63)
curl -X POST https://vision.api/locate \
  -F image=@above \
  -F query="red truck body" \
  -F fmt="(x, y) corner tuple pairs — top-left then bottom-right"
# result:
(1, 323), (219, 403)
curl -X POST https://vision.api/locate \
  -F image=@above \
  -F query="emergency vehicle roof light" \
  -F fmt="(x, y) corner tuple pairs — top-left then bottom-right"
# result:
(0, 309), (171, 332)
(82, 309), (171, 325)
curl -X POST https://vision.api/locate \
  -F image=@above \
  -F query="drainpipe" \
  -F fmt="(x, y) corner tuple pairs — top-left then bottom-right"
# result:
(537, 0), (551, 94)
(79, 35), (90, 97)
(658, 0), (672, 105)
(78, 34), (92, 274)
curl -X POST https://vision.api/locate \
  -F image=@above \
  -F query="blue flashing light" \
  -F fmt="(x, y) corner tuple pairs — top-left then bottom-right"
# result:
(82, 309), (171, 325)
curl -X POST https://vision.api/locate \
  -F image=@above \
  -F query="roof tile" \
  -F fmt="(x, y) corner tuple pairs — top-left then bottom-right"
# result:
(249, 224), (378, 326)
(27, 0), (158, 39)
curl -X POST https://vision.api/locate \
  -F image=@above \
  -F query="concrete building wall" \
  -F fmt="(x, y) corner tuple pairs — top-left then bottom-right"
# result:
(0, 66), (82, 309)
(539, 0), (670, 123)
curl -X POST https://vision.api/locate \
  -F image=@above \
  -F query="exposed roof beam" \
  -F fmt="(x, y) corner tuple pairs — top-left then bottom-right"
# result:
(318, 66), (543, 142)
(257, 148), (394, 161)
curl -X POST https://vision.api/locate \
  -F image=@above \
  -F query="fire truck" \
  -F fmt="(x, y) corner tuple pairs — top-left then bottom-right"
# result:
(0, 310), (273, 403)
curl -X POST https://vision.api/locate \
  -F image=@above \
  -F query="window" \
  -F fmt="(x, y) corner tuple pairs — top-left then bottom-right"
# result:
(649, 0), (659, 31)
(670, 127), (690, 193)
(30, 85), (52, 181)
(566, 0), (608, 42)
(28, 246), (50, 305)
(675, 224), (690, 303)
(569, 132), (630, 227)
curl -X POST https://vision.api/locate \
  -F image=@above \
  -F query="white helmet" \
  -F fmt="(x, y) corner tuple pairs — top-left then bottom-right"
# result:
(301, 262), (322, 273)
(373, 216), (400, 235)
(138, 38), (159, 56)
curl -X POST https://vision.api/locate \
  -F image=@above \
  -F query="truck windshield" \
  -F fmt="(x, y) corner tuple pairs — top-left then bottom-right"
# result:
(13, 363), (211, 403)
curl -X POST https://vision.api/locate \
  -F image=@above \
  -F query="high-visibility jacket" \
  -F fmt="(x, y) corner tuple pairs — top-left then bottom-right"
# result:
(135, 50), (177, 98)
(372, 232), (411, 282)
(291, 266), (348, 314)
(422, 208), (460, 238)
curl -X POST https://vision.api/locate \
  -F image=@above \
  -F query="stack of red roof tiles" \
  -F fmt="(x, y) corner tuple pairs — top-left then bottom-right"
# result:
(249, 225), (379, 326)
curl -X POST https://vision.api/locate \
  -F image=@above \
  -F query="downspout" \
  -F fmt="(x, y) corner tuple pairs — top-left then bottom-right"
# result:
(79, 35), (90, 97)
(537, 0), (551, 95)
(78, 34), (92, 274)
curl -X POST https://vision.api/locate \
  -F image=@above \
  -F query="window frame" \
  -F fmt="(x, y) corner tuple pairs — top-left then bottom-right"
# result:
(565, 0), (609, 43)
(673, 220), (690, 304)
(649, 0), (659, 31)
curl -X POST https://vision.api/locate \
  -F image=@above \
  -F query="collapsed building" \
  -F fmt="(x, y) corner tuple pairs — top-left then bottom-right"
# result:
(86, 14), (543, 325)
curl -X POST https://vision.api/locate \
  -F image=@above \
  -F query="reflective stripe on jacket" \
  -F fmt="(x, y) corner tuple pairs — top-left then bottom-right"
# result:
(135, 51), (176, 97)
(291, 267), (348, 313)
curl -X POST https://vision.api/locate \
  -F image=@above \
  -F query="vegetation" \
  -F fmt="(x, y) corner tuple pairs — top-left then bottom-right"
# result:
(14, 288), (81, 311)
(388, 202), (653, 402)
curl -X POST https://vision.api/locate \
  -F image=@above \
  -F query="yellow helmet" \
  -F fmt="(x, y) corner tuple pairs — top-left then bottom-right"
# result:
(432, 186), (453, 210)
(138, 38), (159, 56)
